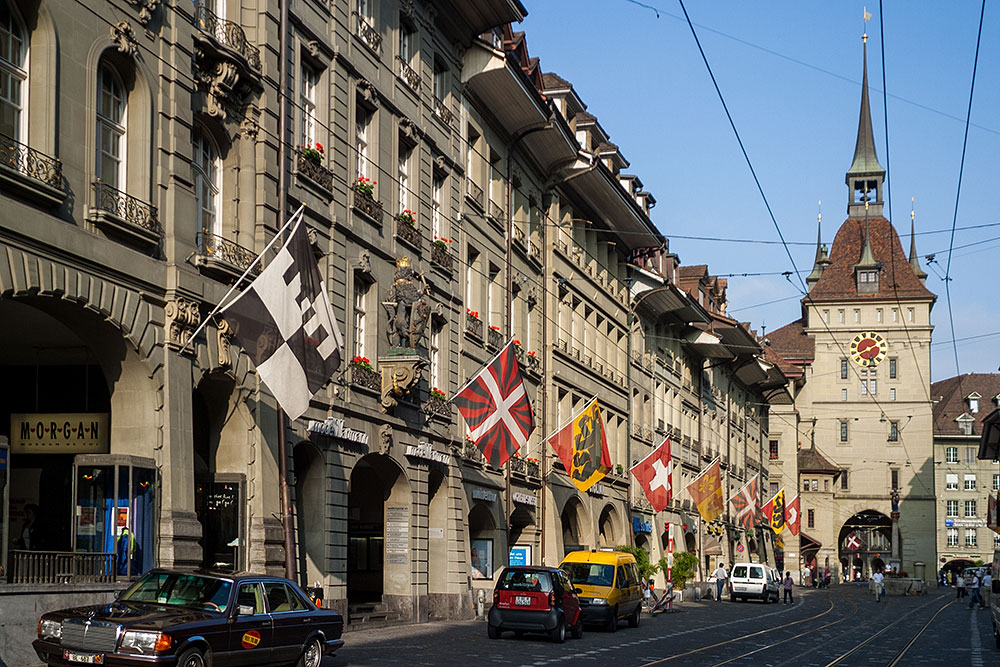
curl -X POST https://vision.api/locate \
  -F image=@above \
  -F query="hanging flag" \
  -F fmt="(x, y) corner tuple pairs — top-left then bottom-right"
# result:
(989, 493), (999, 534)
(863, 6), (872, 22)
(222, 210), (343, 421)
(785, 494), (801, 536)
(453, 341), (535, 469)
(630, 437), (673, 512)
(845, 531), (864, 551)
(731, 475), (759, 531)
(686, 459), (724, 523)
(761, 488), (786, 534)
(548, 398), (611, 493)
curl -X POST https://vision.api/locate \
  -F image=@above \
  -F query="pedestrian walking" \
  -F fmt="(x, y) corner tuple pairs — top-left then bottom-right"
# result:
(982, 572), (992, 610)
(803, 564), (811, 588)
(713, 563), (728, 602)
(956, 572), (966, 600)
(644, 578), (653, 612)
(782, 571), (794, 604)
(968, 572), (983, 609)
(871, 570), (885, 602)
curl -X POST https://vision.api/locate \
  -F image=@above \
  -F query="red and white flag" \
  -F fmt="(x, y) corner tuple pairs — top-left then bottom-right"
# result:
(453, 341), (535, 469)
(845, 531), (863, 551)
(785, 494), (801, 536)
(731, 475), (759, 531)
(630, 437), (673, 512)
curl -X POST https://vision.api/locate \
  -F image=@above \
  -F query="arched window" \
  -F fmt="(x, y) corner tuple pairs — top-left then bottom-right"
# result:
(0, 0), (27, 140)
(96, 64), (126, 190)
(192, 126), (221, 236)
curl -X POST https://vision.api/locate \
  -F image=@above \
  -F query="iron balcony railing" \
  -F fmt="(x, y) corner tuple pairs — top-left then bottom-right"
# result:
(433, 97), (454, 125)
(296, 153), (333, 191)
(397, 56), (421, 91)
(431, 242), (453, 271)
(92, 181), (159, 236)
(8, 550), (116, 584)
(466, 179), (484, 209)
(353, 13), (382, 53)
(193, 5), (261, 71)
(197, 231), (260, 276)
(395, 215), (422, 249)
(0, 132), (62, 189)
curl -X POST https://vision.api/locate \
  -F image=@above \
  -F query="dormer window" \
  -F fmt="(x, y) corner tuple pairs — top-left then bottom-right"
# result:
(967, 392), (982, 414)
(957, 413), (975, 436)
(859, 271), (878, 284)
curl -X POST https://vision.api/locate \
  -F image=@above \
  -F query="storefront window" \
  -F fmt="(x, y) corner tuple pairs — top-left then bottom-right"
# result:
(195, 477), (243, 572)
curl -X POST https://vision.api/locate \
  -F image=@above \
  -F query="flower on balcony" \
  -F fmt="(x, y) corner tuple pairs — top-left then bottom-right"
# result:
(489, 325), (500, 332)
(300, 142), (324, 165)
(527, 350), (537, 358)
(351, 355), (373, 370)
(466, 308), (479, 319)
(355, 176), (377, 196)
(430, 387), (447, 399)
(512, 339), (522, 347)
(432, 236), (452, 251)
(398, 209), (416, 227)
(526, 457), (539, 465)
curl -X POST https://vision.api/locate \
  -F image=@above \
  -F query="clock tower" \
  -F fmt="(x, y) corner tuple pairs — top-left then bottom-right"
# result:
(764, 32), (936, 583)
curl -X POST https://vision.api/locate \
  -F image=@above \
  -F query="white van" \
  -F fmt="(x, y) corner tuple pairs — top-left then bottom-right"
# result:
(729, 563), (779, 603)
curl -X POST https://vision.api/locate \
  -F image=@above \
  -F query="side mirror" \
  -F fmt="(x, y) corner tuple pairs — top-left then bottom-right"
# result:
(574, 588), (583, 595)
(236, 605), (255, 617)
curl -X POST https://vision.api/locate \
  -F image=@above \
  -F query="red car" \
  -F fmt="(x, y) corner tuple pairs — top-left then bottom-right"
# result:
(487, 566), (583, 643)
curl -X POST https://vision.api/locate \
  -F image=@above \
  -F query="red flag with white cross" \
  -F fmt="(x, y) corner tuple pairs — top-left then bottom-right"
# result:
(630, 437), (673, 512)
(785, 494), (801, 536)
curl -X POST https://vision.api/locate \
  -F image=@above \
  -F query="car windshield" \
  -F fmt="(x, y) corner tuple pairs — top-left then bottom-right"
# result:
(497, 570), (552, 593)
(121, 572), (233, 612)
(563, 563), (615, 587)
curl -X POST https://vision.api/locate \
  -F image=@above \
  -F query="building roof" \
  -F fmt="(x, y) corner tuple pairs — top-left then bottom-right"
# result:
(931, 374), (1000, 436)
(847, 39), (885, 178)
(541, 72), (572, 91)
(767, 318), (815, 364)
(798, 447), (841, 475)
(807, 217), (935, 301)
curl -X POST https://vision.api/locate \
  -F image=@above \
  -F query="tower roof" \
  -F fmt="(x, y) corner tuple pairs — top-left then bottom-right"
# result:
(847, 38), (885, 178)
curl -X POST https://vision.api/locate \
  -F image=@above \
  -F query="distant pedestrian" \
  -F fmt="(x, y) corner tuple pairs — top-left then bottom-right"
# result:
(871, 570), (885, 602)
(783, 571), (794, 604)
(968, 573), (983, 609)
(713, 563), (728, 602)
(982, 572), (992, 610)
(803, 564), (811, 587)
(644, 579), (653, 612)
(956, 572), (966, 600)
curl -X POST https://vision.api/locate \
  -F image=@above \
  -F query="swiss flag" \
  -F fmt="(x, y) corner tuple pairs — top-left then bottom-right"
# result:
(630, 437), (673, 512)
(785, 495), (801, 536)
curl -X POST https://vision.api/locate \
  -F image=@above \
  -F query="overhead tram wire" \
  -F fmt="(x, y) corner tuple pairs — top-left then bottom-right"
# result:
(944, 0), (987, 378)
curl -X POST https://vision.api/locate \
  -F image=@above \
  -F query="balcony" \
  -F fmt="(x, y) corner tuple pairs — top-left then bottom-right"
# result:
(466, 178), (484, 211)
(196, 231), (260, 282)
(349, 363), (380, 393)
(397, 56), (421, 92)
(296, 153), (333, 193)
(352, 186), (384, 224)
(0, 133), (65, 207)
(433, 97), (454, 126)
(89, 181), (160, 250)
(353, 13), (382, 54)
(462, 440), (484, 464)
(431, 241), (453, 272)
(395, 215), (422, 250)
(487, 326), (503, 350)
(193, 5), (262, 121)
(465, 312), (483, 340)
(487, 199), (504, 228)
(509, 456), (540, 480)
(8, 550), (116, 584)
(527, 240), (541, 264)
(423, 394), (452, 420)
(523, 351), (540, 376)
(513, 226), (526, 249)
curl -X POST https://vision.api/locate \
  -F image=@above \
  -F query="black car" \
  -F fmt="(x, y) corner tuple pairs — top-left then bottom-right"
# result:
(33, 569), (343, 667)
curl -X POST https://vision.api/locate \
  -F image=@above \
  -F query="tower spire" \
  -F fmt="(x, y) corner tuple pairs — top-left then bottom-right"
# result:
(806, 202), (829, 286)
(909, 198), (928, 283)
(846, 28), (886, 217)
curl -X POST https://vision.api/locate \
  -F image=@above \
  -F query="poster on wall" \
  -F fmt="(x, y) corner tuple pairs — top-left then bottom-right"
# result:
(78, 506), (96, 536)
(509, 545), (532, 567)
(471, 539), (493, 579)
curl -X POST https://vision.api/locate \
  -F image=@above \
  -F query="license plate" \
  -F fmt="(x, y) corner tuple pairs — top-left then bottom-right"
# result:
(514, 596), (532, 606)
(64, 651), (104, 664)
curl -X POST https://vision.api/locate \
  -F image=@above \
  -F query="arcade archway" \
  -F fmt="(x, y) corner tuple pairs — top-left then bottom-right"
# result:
(561, 496), (588, 555)
(294, 441), (325, 586)
(839, 510), (891, 581)
(598, 503), (620, 548)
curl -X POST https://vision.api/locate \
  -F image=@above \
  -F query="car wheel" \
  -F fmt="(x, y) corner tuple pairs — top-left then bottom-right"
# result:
(513, 630), (524, 638)
(176, 648), (207, 667)
(730, 593), (736, 602)
(571, 616), (584, 639)
(607, 606), (618, 633)
(740, 596), (747, 602)
(628, 604), (640, 628)
(550, 617), (566, 644)
(762, 592), (769, 604)
(296, 637), (322, 667)
(488, 623), (501, 639)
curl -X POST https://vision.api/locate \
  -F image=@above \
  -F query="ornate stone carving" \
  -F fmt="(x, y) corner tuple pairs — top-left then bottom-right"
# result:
(194, 55), (242, 120)
(526, 286), (539, 308)
(127, 0), (160, 26)
(357, 79), (378, 108)
(379, 354), (428, 412)
(217, 318), (233, 368)
(400, 0), (416, 19)
(382, 257), (431, 350)
(434, 155), (448, 172)
(399, 117), (421, 144)
(307, 40), (320, 58)
(358, 250), (372, 275)
(240, 110), (260, 140)
(165, 298), (201, 349)
(378, 424), (393, 455)
(111, 21), (139, 57)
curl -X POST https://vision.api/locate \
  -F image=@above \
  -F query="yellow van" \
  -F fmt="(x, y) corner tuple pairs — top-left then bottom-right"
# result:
(559, 550), (642, 631)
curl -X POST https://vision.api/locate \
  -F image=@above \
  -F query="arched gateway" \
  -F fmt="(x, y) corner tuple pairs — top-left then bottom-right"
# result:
(839, 510), (892, 581)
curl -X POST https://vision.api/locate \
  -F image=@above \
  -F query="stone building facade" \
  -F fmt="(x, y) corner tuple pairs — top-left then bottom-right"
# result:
(766, 38), (936, 582)
(0, 4), (783, 660)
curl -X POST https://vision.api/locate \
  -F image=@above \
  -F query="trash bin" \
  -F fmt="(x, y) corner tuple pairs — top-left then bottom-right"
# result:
(913, 562), (925, 582)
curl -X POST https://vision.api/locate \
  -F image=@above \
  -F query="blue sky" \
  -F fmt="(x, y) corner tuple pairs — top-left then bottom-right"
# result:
(520, 1), (998, 382)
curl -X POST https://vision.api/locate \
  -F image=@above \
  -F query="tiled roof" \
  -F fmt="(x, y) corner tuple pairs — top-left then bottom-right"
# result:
(808, 217), (935, 301)
(931, 373), (1000, 436)
(678, 264), (708, 280)
(763, 344), (800, 377)
(798, 447), (841, 474)
(542, 72), (572, 91)
(596, 141), (620, 154)
(574, 111), (596, 125)
(767, 318), (814, 363)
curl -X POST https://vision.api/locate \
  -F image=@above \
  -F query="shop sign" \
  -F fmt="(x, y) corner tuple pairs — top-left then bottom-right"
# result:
(11, 413), (109, 454)
(945, 518), (985, 527)
(587, 483), (606, 497)
(472, 488), (498, 503)
(632, 517), (652, 534)
(307, 417), (369, 445)
(512, 492), (537, 507)
(405, 441), (450, 465)
(509, 545), (532, 566)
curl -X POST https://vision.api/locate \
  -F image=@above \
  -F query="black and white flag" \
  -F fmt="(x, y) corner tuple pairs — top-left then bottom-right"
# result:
(222, 211), (343, 420)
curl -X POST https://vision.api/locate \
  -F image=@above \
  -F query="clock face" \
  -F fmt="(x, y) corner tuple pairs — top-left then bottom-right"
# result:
(850, 331), (888, 367)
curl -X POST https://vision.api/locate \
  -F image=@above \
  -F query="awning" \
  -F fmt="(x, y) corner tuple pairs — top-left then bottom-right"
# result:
(464, 46), (547, 135)
(685, 329), (732, 359)
(631, 279), (710, 325)
(562, 163), (660, 248)
(734, 358), (769, 385)
(979, 407), (1000, 461)
(800, 532), (822, 551)
(704, 535), (723, 556)
(450, 1), (527, 38)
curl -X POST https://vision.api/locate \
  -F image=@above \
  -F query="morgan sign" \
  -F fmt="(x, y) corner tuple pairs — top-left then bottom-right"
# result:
(11, 413), (110, 454)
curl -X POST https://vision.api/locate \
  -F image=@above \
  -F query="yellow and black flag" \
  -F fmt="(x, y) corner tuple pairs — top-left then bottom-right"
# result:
(548, 398), (611, 493)
(762, 488), (786, 534)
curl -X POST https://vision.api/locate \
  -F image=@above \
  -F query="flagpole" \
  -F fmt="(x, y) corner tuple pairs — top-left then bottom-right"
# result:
(180, 205), (306, 355)
(540, 393), (600, 443)
(449, 338), (516, 400)
(277, 405), (296, 581)
(629, 436), (669, 472)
